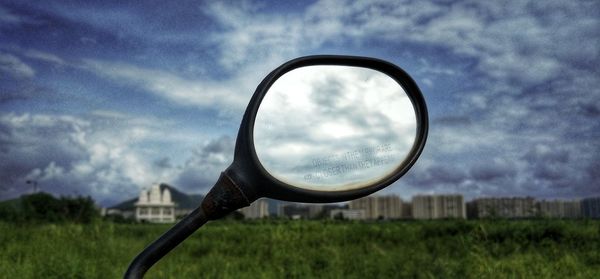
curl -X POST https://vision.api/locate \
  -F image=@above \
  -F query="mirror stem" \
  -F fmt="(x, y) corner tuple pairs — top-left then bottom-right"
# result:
(123, 206), (207, 279)
(124, 172), (252, 278)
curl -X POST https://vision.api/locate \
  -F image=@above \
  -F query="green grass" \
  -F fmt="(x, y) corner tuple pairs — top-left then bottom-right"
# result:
(1, 220), (599, 278)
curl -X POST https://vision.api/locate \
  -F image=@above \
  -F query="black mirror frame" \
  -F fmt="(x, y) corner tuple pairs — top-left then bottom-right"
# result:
(124, 55), (428, 278)
(225, 55), (428, 204)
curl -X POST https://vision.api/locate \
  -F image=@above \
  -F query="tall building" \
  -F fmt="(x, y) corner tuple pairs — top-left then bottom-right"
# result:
(349, 196), (378, 219)
(581, 197), (600, 219)
(412, 195), (436, 219)
(349, 195), (402, 220)
(412, 194), (465, 219)
(134, 184), (175, 223)
(469, 197), (536, 218)
(239, 199), (269, 219)
(537, 199), (581, 218)
(378, 195), (402, 219)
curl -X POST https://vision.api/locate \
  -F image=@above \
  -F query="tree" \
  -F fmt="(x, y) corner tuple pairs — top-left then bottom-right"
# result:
(0, 193), (99, 223)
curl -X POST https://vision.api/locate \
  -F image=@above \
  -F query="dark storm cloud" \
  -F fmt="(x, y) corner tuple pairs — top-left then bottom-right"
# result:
(153, 157), (173, 169)
(532, 164), (563, 182)
(201, 136), (234, 155)
(0, 114), (88, 195)
(470, 162), (516, 182)
(0, 112), (181, 203)
(408, 165), (469, 189)
(0, 109), (238, 204)
(523, 146), (570, 165)
(175, 136), (234, 193)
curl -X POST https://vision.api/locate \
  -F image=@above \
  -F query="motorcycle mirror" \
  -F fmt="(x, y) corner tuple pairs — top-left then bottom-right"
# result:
(125, 55), (428, 278)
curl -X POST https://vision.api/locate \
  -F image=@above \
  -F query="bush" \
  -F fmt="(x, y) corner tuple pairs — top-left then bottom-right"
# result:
(0, 192), (99, 223)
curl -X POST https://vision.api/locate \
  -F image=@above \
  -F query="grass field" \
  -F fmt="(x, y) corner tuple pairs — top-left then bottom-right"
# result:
(1, 219), (599, 278)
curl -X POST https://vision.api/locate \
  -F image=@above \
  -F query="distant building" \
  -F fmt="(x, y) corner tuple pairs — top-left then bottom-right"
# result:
(401, 202), (412, 219)
(537, 200), (581, 218)
(349, 195), (402, 220)
(278, 203), (311, 219)
(330, 209), (365, 220)
(378, 195), (402, 219)
(412, 194), (465, 219)
(320, 204), (348, 219)
(307, 204), (324, 219)
(239, 199), (269, 219)
(469, 197), (536, 218)
(349, 196), (379, 219)
(581, 197), (600, 219)
(105, 183), (203, 221)
(134, 184), (175, 223)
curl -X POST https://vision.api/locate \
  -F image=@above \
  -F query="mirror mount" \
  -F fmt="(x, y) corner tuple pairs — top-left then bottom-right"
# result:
(124, 55), (428, 278)
(201, 171), (252, 220)
(231, 55), (428, 203)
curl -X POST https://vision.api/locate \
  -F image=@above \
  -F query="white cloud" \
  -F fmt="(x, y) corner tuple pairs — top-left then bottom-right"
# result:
(303, 0), (598, 86)
(205, 2), (306, 71)
(0, 112), (226, 204)
(23, 49), (66, 65)
(0, 52), (35, 78)
(81, 59), (248, 112)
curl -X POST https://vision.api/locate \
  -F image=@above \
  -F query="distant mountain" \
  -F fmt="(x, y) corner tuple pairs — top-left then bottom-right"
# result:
(108, 184), (204, 211)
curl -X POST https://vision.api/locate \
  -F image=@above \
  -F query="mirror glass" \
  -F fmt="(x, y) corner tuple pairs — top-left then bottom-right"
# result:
(253, 65), (417, 192)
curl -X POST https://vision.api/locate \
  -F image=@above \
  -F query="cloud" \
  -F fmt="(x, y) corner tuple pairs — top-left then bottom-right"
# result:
(81, 59), (248, 112)
(296, 0), (600, 102)
(174, 135), (235, 193)
(0, 109), (241, 205)
(0, 113), (89, 195)
(67, 1), (600, 199)
(23, 49), (66, 65)
(0, 53), (35, 78)
(469, 160), (516, 182)
(0, 5), (37, 26)
(205, 2), (307, 71)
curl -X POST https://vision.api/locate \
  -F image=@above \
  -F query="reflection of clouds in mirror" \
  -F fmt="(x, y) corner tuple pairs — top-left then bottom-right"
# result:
(254, 66), (416, 191)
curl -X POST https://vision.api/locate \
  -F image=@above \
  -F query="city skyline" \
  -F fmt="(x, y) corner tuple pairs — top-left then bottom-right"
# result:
(1, 1), (599, 206)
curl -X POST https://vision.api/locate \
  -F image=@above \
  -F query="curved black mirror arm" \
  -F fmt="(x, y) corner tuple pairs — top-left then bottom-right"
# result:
(123, 172), (254, 279)
(123, 206), (208, 278)
(124, 55), (428, 278)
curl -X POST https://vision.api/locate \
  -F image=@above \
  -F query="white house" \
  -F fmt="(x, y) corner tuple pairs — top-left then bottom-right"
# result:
(134, 184), (175, 223)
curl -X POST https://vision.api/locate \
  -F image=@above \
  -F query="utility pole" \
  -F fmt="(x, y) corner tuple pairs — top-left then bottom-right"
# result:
(26, 180), (38, 193)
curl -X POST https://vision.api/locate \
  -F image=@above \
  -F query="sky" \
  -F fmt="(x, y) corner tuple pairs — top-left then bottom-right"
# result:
(0, 0), (598, 206)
